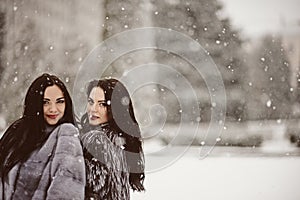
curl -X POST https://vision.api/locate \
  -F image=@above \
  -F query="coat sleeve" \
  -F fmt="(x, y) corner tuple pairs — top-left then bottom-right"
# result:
(46, 123), (85, 200)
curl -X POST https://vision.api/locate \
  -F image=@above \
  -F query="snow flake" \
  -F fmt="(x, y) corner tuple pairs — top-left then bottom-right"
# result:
(216, 40), (221, 44)
(13, 76), (18, 82)
(124, 24), (128, 28)
(203, 27), (208, 31)
(216, 137), (221, 142)
(260, 57), (265, 62)
(121, 96), (129, 106)
(266, 100), (272, 107)
(13, 6), (18, 11)
(154, 11), (158, 15)
(107, 100), (111, 105)
(121, 7), (125, 11)
(264, 66), (268, 71)
(248, 82), (252, 86)
(290, 88), (294, 92)
(65, 77), (69, 83)
(49, 45), (54, 50)
(200, 141), (205, 146)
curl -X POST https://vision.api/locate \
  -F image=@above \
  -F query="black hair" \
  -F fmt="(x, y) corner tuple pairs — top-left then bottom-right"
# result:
(0, 73), (74, 179)
(80, 78), (145, 191)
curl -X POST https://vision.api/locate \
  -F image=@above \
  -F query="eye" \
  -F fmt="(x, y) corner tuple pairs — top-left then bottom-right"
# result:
(88, 98), (94, 105)
(57, 99), (65, 104)
(43, 100), (50, 105)
(99, 102), (107, 107)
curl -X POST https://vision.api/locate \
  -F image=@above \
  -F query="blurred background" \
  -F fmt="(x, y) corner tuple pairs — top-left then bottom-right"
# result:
(0, 0), (300, 199)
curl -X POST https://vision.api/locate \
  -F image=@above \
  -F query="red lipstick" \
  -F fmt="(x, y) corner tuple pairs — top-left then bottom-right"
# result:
(47, 114), (58, 119)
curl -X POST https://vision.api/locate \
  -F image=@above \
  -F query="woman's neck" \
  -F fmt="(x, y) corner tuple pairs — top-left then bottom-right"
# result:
(45, 124), (57, 134)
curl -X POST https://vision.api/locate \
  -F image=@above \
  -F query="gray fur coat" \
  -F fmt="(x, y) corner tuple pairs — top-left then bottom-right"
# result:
(0, 123), (86, 200)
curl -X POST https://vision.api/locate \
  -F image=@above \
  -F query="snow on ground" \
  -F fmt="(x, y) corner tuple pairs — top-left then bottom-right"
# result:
(131, 146), (300, 200)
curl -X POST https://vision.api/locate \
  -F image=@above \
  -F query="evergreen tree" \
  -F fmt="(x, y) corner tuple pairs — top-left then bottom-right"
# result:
(247, 35), (291, 120)
(151, 0), (246, 122)
(0, 11), (4, 80)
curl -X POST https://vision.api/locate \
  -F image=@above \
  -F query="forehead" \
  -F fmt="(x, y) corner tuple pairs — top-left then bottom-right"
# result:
(89, 87), (105, 100)
(44, 85), (64, 98)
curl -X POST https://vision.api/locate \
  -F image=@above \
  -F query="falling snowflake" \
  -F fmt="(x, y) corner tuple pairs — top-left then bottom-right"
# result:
(266, 100), (272, 107)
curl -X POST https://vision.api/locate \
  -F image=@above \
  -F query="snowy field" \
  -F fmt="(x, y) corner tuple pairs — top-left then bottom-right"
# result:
(131, 146), (300, 200)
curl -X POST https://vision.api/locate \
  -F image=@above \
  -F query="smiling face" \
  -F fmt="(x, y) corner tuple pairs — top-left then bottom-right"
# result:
(43, 85), (66, 125)
(87, 87), (108, 126)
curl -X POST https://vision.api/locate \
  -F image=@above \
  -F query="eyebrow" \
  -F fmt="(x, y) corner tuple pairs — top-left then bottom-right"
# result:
(43, 97), (65, 101)
(88, 97), (105, 102)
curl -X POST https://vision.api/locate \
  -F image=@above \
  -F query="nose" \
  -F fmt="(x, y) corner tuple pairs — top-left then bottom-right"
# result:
(49, 103), (58, 113)
(90, 103), (97, 112)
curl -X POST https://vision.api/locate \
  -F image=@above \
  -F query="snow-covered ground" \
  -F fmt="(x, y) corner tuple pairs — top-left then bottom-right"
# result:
(131, 146), (300, 200)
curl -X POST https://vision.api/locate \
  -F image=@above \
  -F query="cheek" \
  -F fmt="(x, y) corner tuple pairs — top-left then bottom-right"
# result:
(101, 108), (108, 117)
(43, 105), (47, 113)
(58, 104), (66, 114)
(87, 104), (92, 112)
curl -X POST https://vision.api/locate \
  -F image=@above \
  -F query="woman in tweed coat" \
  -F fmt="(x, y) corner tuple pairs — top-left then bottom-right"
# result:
(0, 73), (85, 200)
(80, 78), (145, 199)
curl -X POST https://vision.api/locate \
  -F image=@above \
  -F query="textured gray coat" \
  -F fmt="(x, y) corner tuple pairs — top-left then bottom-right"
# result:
(81, 125), (130, 200)
(0, 123), (86, 200)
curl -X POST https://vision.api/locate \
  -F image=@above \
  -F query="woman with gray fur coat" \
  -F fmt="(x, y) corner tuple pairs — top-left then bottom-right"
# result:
(0, 73), (85, 199)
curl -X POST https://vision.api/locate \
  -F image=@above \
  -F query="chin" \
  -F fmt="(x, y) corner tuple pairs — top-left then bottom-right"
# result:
(47, 121), (58, 125)
(89, 120), (100, 126)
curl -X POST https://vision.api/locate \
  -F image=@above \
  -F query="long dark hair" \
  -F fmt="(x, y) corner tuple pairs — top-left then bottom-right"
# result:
(0, 73), (74, 179)
(81, 78), (145, 191)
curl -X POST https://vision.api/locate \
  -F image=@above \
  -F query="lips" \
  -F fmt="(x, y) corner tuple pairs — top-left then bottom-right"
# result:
(47, 114), (58, 119)
(90, 115), (99, 120)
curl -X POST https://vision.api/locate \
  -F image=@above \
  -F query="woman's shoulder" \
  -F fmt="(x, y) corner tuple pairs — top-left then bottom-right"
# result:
(80, 129), (114, 147)
(52, 123), (79, 137)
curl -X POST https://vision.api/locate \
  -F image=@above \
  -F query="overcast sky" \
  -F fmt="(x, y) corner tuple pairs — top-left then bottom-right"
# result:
(219, 0), (300, 38)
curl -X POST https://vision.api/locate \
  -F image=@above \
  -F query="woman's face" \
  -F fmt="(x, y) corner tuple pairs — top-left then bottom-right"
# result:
(87, 87), (108, 125)
(43, 85), (66, 125)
